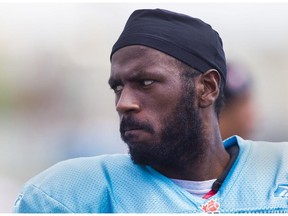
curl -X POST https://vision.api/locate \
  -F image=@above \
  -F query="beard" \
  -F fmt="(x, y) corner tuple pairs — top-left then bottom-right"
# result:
(120, 81), (206, 167)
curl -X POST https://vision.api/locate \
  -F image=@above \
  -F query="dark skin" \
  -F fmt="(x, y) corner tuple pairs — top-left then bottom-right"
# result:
(109, 45), (230, 181)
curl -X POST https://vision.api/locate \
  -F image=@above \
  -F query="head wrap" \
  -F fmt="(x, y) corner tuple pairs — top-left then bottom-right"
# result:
(111, 8), (227, 82)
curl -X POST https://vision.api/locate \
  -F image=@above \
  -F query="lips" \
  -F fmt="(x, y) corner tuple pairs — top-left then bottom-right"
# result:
(121, 125), (140, 135)
(122, 127), (145, 138)
(120, 117), (154, 142)
(120, 119), (143, 134)
(126, 128), (145, 134)
(123, 127), (143, 133)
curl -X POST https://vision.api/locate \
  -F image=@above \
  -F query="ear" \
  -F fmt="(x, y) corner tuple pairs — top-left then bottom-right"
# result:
(198, 69), (221, 108)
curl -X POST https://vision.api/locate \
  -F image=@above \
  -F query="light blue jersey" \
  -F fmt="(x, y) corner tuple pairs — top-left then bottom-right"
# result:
(13, 136), (288, 213)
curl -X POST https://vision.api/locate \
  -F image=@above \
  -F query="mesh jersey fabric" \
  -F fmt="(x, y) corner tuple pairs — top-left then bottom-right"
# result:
(13, 136), (288, 213)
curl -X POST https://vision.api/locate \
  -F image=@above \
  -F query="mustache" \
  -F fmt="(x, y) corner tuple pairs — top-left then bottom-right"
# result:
(120, 116), (154, 134)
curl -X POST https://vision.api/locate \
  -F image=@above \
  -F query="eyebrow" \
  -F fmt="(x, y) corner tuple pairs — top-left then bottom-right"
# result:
(108, 68), (165, 88)
(108, 69), (144, 86)
(108, 77), (122, 88)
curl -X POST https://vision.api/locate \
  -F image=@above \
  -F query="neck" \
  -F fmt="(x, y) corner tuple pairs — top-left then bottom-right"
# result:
(153, 124), (230, 181)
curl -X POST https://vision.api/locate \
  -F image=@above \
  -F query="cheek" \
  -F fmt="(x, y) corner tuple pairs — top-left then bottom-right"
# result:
(144, 94), (180, 132)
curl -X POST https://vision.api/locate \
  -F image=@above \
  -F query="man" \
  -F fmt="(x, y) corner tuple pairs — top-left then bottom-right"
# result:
(14, 9), (288, 213)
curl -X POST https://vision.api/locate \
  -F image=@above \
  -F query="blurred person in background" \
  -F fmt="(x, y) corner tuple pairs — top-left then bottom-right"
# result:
(220, 61), (257, 140)
(13, 8), (288, 213)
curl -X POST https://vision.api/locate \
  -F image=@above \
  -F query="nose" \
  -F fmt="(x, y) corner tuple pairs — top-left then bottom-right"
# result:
(116, 87), (140, 114)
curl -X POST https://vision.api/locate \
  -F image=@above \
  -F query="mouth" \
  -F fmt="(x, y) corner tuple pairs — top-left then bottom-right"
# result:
(121, 126), (152, 143)
(123, 127), (145, 136)
(123, 126), (142, 132)
(120, 117), (155, 143)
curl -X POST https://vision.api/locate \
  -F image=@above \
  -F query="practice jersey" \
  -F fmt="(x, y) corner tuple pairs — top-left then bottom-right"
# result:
(13, 136), (288, 213)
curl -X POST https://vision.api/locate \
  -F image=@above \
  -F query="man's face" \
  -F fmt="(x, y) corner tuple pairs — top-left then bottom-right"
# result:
(109, 45), (205, 167)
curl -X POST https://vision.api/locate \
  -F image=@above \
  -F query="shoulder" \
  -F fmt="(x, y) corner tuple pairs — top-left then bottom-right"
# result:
(27, 154), (132, 190)
(241, 137), (288, 157)
(225, 135), (288, 156)
(15, 154), (134, 213)
(224, 135), (288, 175)
(230, 136), (288, 172)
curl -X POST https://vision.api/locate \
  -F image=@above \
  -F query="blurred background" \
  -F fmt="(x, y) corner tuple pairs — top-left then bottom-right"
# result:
(1, 2), (288, 212)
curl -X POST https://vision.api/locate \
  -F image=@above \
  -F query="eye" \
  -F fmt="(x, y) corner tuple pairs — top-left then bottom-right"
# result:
(142, 80), (154, 87)
(112, 85), (123, 93)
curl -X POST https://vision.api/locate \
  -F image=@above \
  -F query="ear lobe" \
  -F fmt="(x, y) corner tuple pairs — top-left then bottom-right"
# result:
(198, 69), (221, 108)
